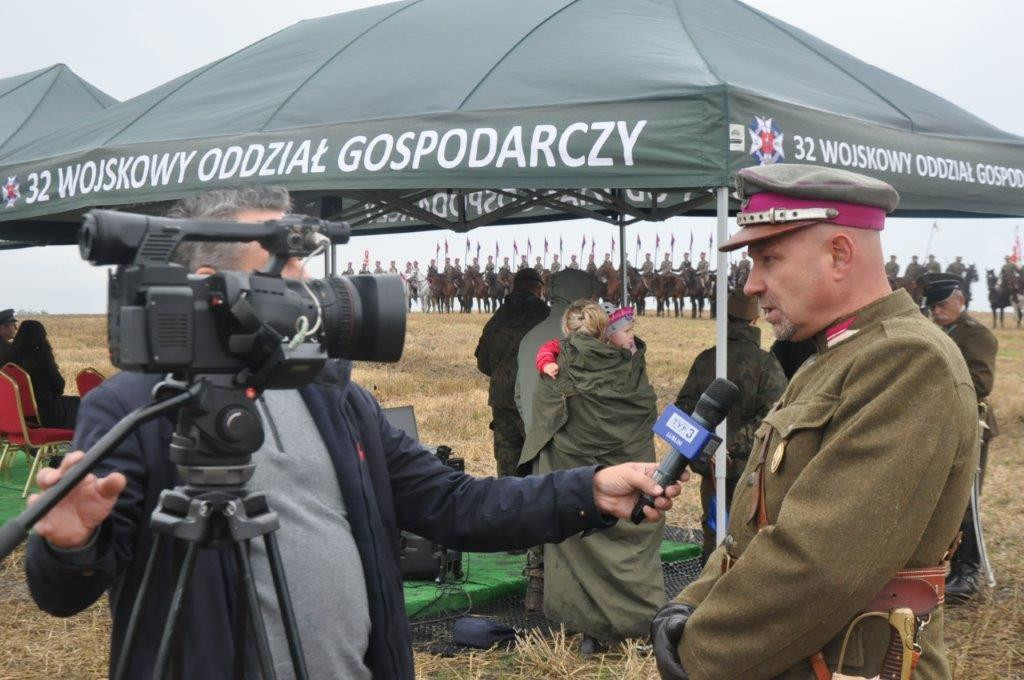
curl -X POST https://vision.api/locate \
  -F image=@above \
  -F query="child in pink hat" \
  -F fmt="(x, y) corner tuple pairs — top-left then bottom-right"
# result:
(535, 301), (636, 378)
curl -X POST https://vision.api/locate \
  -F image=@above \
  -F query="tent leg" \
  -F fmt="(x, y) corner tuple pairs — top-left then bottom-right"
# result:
(618, 201), (628, 307)
(328, 244), (337, 276)
(715, 186), (729, 548)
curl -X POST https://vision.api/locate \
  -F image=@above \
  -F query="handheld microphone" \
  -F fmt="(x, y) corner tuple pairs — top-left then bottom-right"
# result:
(630, 377), (739, 524)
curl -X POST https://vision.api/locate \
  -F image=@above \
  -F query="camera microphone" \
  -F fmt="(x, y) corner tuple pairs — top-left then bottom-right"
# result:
(630, 377), (739, 525)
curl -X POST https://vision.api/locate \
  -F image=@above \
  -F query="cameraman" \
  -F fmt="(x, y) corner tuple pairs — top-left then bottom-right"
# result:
(24, 187), (682, 680)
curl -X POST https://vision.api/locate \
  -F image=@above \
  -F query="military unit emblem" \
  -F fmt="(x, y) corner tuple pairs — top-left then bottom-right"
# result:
(2, 176), (19, 208)
(749, 116), (785, 165)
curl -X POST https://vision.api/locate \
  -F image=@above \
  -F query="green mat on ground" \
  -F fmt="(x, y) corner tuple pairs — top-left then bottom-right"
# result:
(0, 453), (33, 522)
(403, 540), (700, 619)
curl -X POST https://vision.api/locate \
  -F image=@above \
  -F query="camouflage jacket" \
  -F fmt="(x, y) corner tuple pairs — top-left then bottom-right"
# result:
(474, 292), (550, 409)
(674, 322), (786, 471)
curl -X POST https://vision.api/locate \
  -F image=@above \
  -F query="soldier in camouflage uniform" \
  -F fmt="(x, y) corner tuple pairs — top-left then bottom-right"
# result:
(474, 268), (550, 477)
(674, 290), (786, 564)
(921, 273), (998, 602)
(945, 256), (965, 277)
(885, 254), (900, 280)
(654, 164), (978, 680)
(925, 254), (941, 274)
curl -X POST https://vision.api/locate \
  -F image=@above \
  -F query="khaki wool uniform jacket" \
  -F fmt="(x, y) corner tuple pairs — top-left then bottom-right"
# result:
(946, 311), (998, 438)
(675, 291), (978, 680)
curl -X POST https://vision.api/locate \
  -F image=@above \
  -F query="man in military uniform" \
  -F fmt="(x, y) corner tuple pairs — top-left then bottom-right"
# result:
(885, 254), (900, 280)
(411, 260), (422, 282)
(453, 258), (463, 274)
(1000, 255), (1019, 280)
(550, 254), (561, 273)
(567, 255), (579, 269)
(533, 256), (544, 273)
(484, 256), (495, 274)
(585, 254), (597, 275)
(443, 257), (454, 276)
(641, 253), (655, 275)
(359, 261), (371, 274)
(373, 261), (384, 274)
(0, 309), (17, 363)
(427, 259), (438, 276)
(945, 256), (966, 277)
(674, 290), (786, 565)
(499, 257), (511, 276)
(925, 254), (941, 274)
(905, 255), (924, 282)
(474, 268), (550, 478)
(518, 255), (530, 271)
(388, 260), (398, 274)
(735, 251), (751, 285)
(660, 253), (674, 275)
(695, 251), (710, 278)
(653, 164), (978, 680)
(921, 273), (998, 602)
(598, 254), (616, 280)
(342, 262), (355, 275)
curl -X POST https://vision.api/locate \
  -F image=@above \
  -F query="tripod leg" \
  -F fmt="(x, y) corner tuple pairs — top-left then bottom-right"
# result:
(152, 541), (199, 680)
(264, 532), (310, 680)
(231, 575), (249, 680)
(233, 539), (278, 680)
(112, 533), (165, 680)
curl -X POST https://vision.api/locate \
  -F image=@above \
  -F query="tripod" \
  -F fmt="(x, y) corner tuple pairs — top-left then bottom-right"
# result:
(0, 375), (311, 680)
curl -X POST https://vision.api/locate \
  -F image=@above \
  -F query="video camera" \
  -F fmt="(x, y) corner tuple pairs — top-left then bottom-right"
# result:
(79, 209), (407, 390)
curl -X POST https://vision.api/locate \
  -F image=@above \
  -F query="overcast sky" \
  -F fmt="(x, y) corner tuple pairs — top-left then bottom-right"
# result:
(1, 0), (1021, 312)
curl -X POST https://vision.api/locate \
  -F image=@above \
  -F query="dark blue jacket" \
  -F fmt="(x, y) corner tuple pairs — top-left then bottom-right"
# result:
(26, 362), (613, 679)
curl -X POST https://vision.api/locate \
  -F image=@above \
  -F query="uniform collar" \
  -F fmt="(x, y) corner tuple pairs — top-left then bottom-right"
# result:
(727, 320), (761, 344)
(811, 290), (918, 353)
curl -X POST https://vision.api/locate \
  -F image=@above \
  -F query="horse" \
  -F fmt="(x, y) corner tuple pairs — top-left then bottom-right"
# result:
(626, 266), (649, 315)
(651, 273), (687, 317)
(684, 270), (711, 318)
(598, 270), (621, 305)
(428, 273), (457, 313)
(494, 272), (512, 308)
(891, 275), (923, 307)
(466, 271), (493, 313)
(988, 269), (1023, 328)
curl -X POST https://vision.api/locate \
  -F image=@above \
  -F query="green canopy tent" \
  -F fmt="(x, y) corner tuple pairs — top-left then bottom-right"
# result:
(1, 0), (1021, 541)
(0, 64), (117, 247)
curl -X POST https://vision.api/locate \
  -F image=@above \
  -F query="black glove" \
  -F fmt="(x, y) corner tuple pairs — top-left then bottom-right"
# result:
(651, 602), (695, 679)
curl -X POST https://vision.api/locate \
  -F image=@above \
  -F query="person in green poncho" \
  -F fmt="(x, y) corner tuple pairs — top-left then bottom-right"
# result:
(521, 300), (665, 655)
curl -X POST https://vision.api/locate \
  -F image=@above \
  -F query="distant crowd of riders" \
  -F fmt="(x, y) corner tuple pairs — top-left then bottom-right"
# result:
(344, 249), (1024, 327)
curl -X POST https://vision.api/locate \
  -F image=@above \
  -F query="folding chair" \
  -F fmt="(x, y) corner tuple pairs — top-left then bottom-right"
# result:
(0, 373), (73, 497)
(2, 363), (41, 427)
(76, 367), (106, 397)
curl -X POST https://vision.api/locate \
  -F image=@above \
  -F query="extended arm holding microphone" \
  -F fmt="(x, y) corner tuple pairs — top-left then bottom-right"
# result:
(631, 378), (740, 525)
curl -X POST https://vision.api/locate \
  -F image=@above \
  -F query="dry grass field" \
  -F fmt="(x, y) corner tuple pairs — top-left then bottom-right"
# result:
(1, 310), (1021, 679)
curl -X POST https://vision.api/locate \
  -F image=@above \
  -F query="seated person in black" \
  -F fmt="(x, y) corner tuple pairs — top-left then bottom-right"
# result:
(6, 320), (79, 428)
(0, 308), (16, 364)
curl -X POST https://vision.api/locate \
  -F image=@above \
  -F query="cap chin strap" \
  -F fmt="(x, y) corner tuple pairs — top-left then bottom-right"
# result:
(736, 206), (838, 226)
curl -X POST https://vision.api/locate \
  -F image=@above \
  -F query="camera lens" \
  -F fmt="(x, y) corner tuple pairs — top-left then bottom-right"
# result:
(308, 274), (406, 362)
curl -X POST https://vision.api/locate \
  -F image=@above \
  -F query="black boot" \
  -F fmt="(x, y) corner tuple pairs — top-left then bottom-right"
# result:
(946, 563), (981, 603)
(579, 636), (607, 657)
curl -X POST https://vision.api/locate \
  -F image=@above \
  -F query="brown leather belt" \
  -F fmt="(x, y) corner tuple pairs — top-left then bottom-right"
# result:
(719, 558), (946, 680)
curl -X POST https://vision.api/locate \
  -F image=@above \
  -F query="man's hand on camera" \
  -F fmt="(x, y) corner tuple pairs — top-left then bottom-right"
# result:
(28, 451), (126, 550)
(592, 462), (686, 522)
(652, 601), (695, 679)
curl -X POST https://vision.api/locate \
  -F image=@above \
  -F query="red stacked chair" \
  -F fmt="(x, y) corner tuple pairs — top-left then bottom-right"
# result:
(2, 363), (41, 427)
(0, 371), (73, 497)
(76, 367), (106, 398)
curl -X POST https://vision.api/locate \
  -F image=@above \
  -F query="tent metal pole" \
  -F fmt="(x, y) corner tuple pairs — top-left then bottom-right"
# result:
(714, 186), (729, 547)
(328, 244), (337, 276)
(618, 192), (628, 307)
